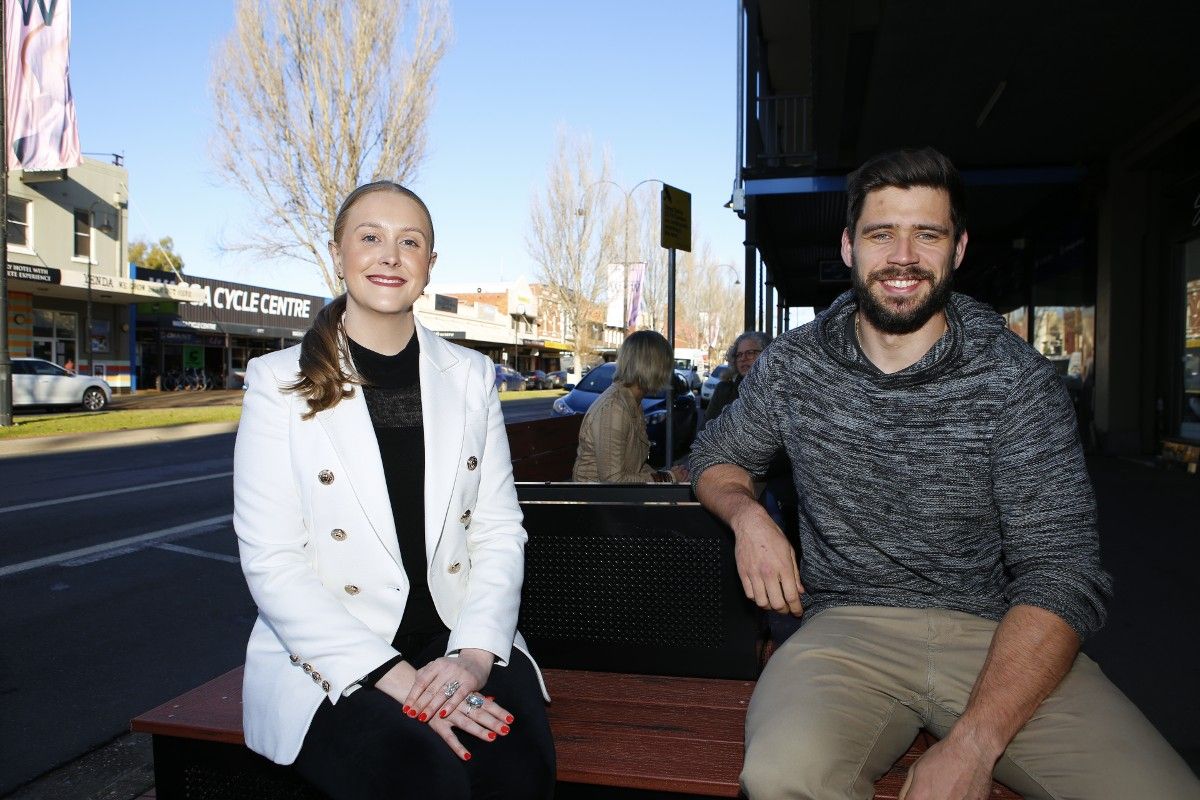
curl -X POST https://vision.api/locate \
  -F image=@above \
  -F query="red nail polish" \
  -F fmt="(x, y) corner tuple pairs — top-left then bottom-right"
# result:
(500, 725), (509, 735)
(439, 709), (448, 718)
(505, 715), (514, 724)
(485, 695), (495, 701)
(402, 705), (410, 714)
(418, 712), (428, 722)
(487, 732), (496, 740)
(462, 752), (472, 761)
(406, 708), (417, 718)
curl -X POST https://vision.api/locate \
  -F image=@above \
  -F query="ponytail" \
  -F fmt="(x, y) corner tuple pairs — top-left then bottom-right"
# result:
(286, 294), (360, 419)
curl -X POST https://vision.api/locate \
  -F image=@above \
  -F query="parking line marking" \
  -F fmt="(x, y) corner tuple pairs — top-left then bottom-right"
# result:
(154, 542), (240, 565)
(0, 472), (233, 514)
(0, 514), (233, 578)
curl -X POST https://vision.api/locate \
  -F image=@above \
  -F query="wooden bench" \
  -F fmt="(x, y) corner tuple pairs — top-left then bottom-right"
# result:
(132, 665), (1020, 798)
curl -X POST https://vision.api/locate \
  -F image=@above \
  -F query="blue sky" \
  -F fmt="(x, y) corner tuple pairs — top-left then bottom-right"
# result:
(70, 1), (746, 300)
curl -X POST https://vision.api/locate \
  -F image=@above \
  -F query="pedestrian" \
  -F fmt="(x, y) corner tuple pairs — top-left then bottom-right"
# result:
(233, 181), (554, 800)
(689, 147), (1199, 799)
(572, 330), (690, 483)
(704, 331), (769, 423)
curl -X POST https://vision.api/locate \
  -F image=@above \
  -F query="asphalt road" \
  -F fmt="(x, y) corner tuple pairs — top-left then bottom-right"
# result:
(0, 396), (558, 795)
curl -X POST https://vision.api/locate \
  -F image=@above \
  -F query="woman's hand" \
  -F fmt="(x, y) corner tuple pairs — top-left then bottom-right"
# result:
(427, 692), (516, 762)
(669, 464), (691, 483)
(403, 648), (494, 722)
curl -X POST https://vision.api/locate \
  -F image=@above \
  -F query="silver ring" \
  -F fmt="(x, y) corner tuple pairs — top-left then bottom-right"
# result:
(463, 692), (485, 714)
(443, 680), (461, 698)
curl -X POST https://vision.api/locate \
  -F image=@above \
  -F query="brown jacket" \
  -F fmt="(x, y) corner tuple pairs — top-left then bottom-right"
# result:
(572, 382), (657, 483)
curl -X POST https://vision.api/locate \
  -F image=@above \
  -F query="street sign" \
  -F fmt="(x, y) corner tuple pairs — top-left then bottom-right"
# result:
(660, 184), (692, 252)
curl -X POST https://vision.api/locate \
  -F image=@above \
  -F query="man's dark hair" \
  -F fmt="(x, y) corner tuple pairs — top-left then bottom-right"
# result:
(845, 147), (967, 241)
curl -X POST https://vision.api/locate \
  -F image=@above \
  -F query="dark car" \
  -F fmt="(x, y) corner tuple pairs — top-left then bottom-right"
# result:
(550, 362), (698, 467)
(522, 369), (549, 390)
(545, 370), (568, 389)
(494, 364), (525, 392)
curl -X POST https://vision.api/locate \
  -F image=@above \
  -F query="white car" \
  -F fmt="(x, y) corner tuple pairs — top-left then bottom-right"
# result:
(11, 358), (112, 411)
(700, 364), (731, 407)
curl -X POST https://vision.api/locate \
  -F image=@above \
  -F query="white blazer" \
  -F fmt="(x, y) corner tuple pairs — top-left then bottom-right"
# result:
(233, 319), (546, 765)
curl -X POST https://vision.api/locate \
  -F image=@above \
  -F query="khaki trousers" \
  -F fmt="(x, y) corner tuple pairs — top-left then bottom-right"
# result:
(741, 606), (1199, 800)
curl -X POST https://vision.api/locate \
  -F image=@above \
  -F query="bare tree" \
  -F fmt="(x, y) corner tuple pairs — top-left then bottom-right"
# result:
(526, 131), (619, 371)
(211, 0), (450, 295)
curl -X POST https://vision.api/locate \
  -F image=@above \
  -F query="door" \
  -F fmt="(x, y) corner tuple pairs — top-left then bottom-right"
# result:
(11, 361), (34, 404)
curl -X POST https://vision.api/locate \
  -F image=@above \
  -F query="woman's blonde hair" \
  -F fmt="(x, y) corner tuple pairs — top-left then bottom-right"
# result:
(286, 181), (434, 419)
(614, 330), (674, 394)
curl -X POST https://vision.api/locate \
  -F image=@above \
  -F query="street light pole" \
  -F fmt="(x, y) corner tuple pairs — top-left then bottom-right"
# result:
(583, 178), (663, 334)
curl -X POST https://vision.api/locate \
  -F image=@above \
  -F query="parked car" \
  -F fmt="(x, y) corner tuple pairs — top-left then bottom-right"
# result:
(494, 364), (525, 392)
(551, 361), (698, 467)
(545, 370), (568, 390)
(522, 369), (549, 390)
(11, 357), (112, 411)
(700, 365), (731, 408)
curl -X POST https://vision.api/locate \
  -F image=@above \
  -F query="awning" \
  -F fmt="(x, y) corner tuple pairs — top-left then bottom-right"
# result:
(6, 263), (206, 303)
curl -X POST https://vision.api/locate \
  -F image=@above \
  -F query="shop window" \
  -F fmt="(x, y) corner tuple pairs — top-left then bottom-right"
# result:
(73, 209), (91, 259)
(1033, 306), (1095, 382)
(7, 197), (31, 249)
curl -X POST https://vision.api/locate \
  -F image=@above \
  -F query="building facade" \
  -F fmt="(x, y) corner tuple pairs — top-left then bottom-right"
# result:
(732, 0), (1200, 456)
(134, 268), (327, 389)
(4, 158), (201, 390)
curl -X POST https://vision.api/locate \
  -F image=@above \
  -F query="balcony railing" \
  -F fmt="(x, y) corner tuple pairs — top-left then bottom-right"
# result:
(755, 93), (814, 164)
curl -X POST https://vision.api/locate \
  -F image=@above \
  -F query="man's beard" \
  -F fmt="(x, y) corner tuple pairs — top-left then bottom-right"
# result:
(851, 256), (954, 335)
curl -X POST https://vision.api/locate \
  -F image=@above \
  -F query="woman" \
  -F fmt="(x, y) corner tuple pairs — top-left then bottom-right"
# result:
(704, 331), (770, 423)
(572, 330), (689, 483)
(234, 181), (554, 799)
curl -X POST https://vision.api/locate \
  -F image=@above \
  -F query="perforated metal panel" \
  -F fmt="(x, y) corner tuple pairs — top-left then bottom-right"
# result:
(523, 532), (726, 648)
(517, 489), (765, 680)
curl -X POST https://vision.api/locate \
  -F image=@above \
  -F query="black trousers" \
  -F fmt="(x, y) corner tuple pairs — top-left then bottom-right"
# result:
(293, 632), (555, 800)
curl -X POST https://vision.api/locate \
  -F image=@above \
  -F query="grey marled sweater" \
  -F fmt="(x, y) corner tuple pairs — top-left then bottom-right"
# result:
(689, 291), (1112, 639)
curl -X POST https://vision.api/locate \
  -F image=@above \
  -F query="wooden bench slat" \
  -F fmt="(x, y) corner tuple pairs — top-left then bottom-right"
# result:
(544, 668), (755, 710)
(132, 668), (244, 744)
(553, 730), (744, 797)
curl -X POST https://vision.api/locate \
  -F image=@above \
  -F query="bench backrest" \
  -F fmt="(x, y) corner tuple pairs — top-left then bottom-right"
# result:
(516, 482), (765, 680)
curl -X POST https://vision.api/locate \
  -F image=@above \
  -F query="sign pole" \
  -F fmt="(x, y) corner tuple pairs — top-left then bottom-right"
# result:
(0, 0), (12, 427)
(665, 247), (676, 467)
(659, 184), (691, 471)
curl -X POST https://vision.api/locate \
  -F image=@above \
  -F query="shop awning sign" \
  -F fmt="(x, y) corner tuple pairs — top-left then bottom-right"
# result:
(6, 263), (61, 283)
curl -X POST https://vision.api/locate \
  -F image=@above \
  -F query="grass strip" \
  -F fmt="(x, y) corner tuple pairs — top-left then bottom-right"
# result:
(0, 407), (243, 440)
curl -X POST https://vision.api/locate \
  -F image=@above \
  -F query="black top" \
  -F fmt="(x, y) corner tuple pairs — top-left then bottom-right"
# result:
(347, 333), (449, 685)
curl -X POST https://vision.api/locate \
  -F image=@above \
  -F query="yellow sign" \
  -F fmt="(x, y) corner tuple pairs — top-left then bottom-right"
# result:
(660, 184), (692, 252)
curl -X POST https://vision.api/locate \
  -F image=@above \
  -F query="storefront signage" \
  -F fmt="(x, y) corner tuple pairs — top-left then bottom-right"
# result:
(137, 268), (325, 331)
(437, 331), (466, 339)
(6, 263), (61, 283)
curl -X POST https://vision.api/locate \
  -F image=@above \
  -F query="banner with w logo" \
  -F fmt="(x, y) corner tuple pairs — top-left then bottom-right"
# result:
(5, 0), (82, 170)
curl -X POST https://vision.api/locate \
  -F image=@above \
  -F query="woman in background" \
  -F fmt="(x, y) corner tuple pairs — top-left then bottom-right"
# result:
(705, 331), (770, 422)
(572, 330), (690, 484)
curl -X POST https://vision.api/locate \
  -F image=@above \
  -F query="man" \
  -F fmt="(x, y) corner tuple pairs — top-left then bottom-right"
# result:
(689, 148), (1198, 799)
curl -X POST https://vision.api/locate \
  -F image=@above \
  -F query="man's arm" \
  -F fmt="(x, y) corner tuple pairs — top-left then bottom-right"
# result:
(900, 604), (1078, 800)
(695, 463), (803, 616)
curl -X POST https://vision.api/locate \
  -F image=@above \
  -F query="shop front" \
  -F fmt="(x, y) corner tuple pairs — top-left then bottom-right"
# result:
(135, 269), (326, 389)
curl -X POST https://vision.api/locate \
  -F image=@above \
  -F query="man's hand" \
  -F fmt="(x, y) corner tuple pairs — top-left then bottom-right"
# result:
(899, 735), (996, 800)
(730, 504), (803, 616)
